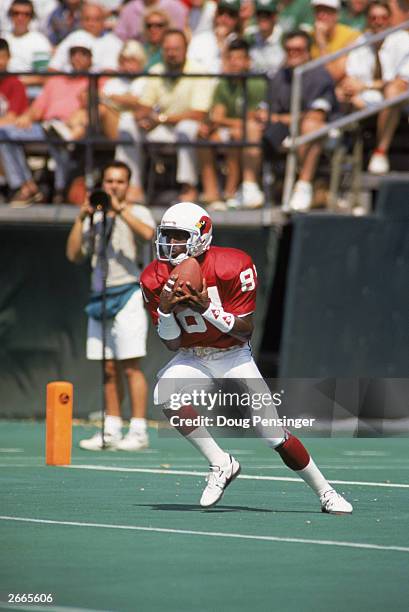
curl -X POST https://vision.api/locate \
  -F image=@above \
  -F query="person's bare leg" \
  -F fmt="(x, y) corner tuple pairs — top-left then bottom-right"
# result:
(242, 119), (263, 183)
(198, 135), (221, 201)
(224, 146), (241, 196)
(104, 359), (124, 417)
(298, 113), (325, 182)
(121, 358), (148, 419)
(376, 79), (406, 153)
(100, 105), (120, 141)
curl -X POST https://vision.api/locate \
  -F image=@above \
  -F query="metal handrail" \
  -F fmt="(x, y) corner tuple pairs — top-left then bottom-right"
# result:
(0, 69), (267, 192)
(282, 18), (409, 209)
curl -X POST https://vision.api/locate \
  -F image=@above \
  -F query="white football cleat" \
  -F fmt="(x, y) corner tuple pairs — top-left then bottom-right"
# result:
(116, 431), (149, 451)
(320, 489), (353, 514)
(79, 431), (122, 451)
(200, 455), (241, 508)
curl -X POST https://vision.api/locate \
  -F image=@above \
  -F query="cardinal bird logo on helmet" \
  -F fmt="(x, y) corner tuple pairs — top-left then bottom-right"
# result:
(195, 215), (212, 236)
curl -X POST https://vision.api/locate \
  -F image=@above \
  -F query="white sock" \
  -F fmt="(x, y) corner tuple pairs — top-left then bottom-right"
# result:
(298, 458), (332, 497)
(186, 427), (229, 467)
(129, 417), (147, 434)
(104, 415), (123, 435)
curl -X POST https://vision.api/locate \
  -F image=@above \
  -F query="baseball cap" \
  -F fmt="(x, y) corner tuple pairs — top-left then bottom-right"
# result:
(312, 0), (341, 9)
(218, 0), (241, 13)
(255, 0), (277, 13)
(69, 43), (92, 54)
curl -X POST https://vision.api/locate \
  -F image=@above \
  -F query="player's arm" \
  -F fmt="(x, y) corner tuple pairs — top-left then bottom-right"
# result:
(181, 278), (254, 342)
(66, 199), (94, 264)
(156, 274), (189, 351)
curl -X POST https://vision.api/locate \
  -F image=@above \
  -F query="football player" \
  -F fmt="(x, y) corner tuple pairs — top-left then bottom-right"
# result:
(141, 202), (353, 513)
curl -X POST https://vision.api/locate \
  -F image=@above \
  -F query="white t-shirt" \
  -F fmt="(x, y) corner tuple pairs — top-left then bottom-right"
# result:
(3, 30), (52, 72)
(188, 30), (222, 74)
(102, 76), (146, 98)
(346, 30), (409, 83)
(49, 29), (123, 72)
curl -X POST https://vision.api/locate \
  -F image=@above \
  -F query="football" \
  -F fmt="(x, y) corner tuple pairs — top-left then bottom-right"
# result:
(172, 257), (203, 293)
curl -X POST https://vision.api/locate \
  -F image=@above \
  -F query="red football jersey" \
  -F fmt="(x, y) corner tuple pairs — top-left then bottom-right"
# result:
(140, 246), (257, 348)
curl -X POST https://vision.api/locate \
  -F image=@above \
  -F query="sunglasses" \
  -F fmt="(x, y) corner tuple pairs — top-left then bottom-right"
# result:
(256, 11), (275, 18)
(10, 9), (33, 17)
(285, 45), (308, 53)
(218, 9), (238, 17)
(146, 22), (167, 29)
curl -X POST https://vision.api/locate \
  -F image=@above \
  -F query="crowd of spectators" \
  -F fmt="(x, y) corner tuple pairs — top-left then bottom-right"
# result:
(0, 0), (408, 211)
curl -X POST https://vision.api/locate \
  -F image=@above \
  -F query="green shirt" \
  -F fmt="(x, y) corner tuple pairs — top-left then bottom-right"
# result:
(212, 77), (267, 118)
(278, 0), (314, 33)
(339, 8), (367, 32)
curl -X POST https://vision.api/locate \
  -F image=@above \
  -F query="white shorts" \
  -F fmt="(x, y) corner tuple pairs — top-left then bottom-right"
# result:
(87, 289), (148, 360)
(154, 344), (285, 444)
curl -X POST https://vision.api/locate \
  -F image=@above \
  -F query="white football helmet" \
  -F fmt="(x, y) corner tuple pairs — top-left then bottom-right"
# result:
(156, 202), (213, 265)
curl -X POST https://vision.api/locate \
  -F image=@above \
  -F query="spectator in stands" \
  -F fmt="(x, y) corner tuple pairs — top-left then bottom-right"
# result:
(2, 0), (52, 90)
(99, 40), (147, 140)
(0, 0), (57, 34)
(246, 0), (285, 76)
(141, 7), (170, 71)
(49, 2), (122, 72)
(0, 38), (28, 127)
(339, 0), (370, 32)
(338, 0), (409, 174)
(0, 44), (95, 205)
(198, 38), (267, 210)
(310, 0), (360, 82)
(47, 0), (82, 46)
(116, 29), (214, 202)
(260, 30), (338, 212)
(186, 0), (217, 37)
(115, 0), (188, 42)
(188, 0), (242, 72)
(277, 0), (314, 33)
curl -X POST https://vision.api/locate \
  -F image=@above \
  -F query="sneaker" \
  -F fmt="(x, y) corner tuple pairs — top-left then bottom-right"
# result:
(225, 196), (241, 210)
(287, 180), (313, 212)
(368, 151), (389, 174)
(116, 431), (149, 451)
(200, 455), (241, 508)
(79, 431), (122, 451)
(207, 200), (227, 212)
(241, 181), (265, 209)
(43, 119), (73, 141)
(320, 489), (353, 514)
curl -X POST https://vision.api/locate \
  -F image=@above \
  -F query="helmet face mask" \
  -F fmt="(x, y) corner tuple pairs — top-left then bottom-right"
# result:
(155, 202), (213, 266)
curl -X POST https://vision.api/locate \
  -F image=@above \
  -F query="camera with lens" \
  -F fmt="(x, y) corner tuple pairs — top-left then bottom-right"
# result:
(89, 189), (112, 212)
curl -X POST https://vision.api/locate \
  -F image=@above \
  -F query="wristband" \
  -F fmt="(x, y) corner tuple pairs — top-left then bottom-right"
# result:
(157, 308), (181, 340)
(202, 302), (235, 333)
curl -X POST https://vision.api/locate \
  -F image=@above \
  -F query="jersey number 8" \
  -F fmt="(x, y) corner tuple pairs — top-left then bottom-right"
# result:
(240, 266), (257, 292)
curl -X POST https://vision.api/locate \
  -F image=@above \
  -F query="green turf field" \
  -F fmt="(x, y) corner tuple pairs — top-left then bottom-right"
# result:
(1, 420), (408, 612)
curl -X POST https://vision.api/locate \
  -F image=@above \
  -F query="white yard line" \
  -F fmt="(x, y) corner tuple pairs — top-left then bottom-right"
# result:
(64, 464), (409, 488)
(0, 515), (408, 554)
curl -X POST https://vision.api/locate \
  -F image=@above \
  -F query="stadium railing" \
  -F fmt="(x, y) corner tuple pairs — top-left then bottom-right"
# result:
(282, 18), (409, 211)
(0, 69), (271, 204)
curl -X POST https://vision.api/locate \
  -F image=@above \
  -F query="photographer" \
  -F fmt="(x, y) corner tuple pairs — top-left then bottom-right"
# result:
(66, 161), (155, 451)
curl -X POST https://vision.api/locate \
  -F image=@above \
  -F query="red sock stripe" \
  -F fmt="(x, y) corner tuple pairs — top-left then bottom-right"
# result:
(275, 434), (310, 471)
(163, 404), (199, 436)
